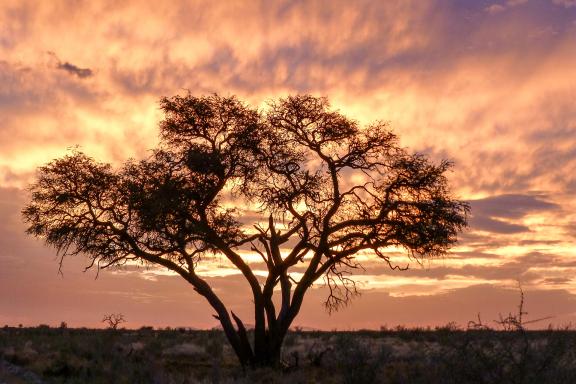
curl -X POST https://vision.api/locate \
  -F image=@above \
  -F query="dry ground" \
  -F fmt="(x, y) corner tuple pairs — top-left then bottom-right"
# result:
(1, 326), (575, 383)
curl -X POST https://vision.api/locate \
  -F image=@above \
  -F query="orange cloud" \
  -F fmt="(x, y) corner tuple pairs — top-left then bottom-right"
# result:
(1, 0), (575, 328)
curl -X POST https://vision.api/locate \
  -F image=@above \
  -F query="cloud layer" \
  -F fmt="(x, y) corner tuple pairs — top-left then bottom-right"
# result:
(1, 0), (575, 329)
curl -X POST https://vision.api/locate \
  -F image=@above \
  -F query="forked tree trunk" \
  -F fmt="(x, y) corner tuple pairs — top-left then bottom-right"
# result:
(252, 330), (286, 367)
(218, 311), (292, 368)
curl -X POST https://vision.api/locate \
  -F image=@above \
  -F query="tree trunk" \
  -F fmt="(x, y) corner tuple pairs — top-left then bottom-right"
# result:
(219, 320), (289, 368)
(252, 331), (285, 367)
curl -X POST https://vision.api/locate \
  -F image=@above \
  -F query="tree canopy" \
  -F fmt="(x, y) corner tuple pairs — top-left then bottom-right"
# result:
(23, 94), (469, 366)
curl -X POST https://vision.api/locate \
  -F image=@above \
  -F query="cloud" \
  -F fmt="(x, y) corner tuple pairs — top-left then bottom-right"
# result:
(46, 50), (93, 79)
(508, 0), (529, 5)
(515, 251), (558, 264)
(364, 258), (543, 283)
(57, 61), (93, 78)
(485, 0), (529, 13)
(542, 277), (572, 285)
(470, 216), (530, 234)
(1, 0), (576, 328)
(486, 4), (506, 13)
(471, 194), (559, 219)
(552, 0), (576, 7)
(468, 194), (559, 234)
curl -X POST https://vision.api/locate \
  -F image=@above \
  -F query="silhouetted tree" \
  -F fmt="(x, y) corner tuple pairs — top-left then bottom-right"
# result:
(102, 313), (125, 330)
(23, 94), (468, 367)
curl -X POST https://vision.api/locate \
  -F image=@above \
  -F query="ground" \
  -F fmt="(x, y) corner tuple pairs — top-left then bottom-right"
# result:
(1, 325), (575, 383)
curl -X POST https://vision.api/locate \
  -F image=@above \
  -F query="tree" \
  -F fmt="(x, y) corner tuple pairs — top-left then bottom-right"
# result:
(102, 313), (126, 330)
(23, 94), (468, 367)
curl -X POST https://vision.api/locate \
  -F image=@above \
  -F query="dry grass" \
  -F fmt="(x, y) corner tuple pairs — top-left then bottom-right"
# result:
(1, 325), (576, 383)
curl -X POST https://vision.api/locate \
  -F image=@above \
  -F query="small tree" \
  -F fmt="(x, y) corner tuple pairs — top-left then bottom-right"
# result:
(102, 313), (125, 330)
(23, 94), (468, 367)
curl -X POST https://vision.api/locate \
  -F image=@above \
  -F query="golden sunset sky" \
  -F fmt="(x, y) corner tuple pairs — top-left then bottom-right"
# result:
(1, 0), (575, 330)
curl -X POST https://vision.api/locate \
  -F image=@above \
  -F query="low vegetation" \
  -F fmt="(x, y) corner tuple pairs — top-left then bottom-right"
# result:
(1, 323), (575, 383)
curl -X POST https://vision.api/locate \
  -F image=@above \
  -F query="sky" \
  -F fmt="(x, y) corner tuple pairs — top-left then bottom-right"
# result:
(1, 0), (576, 330)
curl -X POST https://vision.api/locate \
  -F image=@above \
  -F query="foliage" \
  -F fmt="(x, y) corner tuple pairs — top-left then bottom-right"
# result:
(23, 94), (469, 366)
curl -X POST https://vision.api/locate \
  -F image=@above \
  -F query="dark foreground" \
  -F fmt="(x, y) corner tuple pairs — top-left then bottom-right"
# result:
(1, 325), (575, 383)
